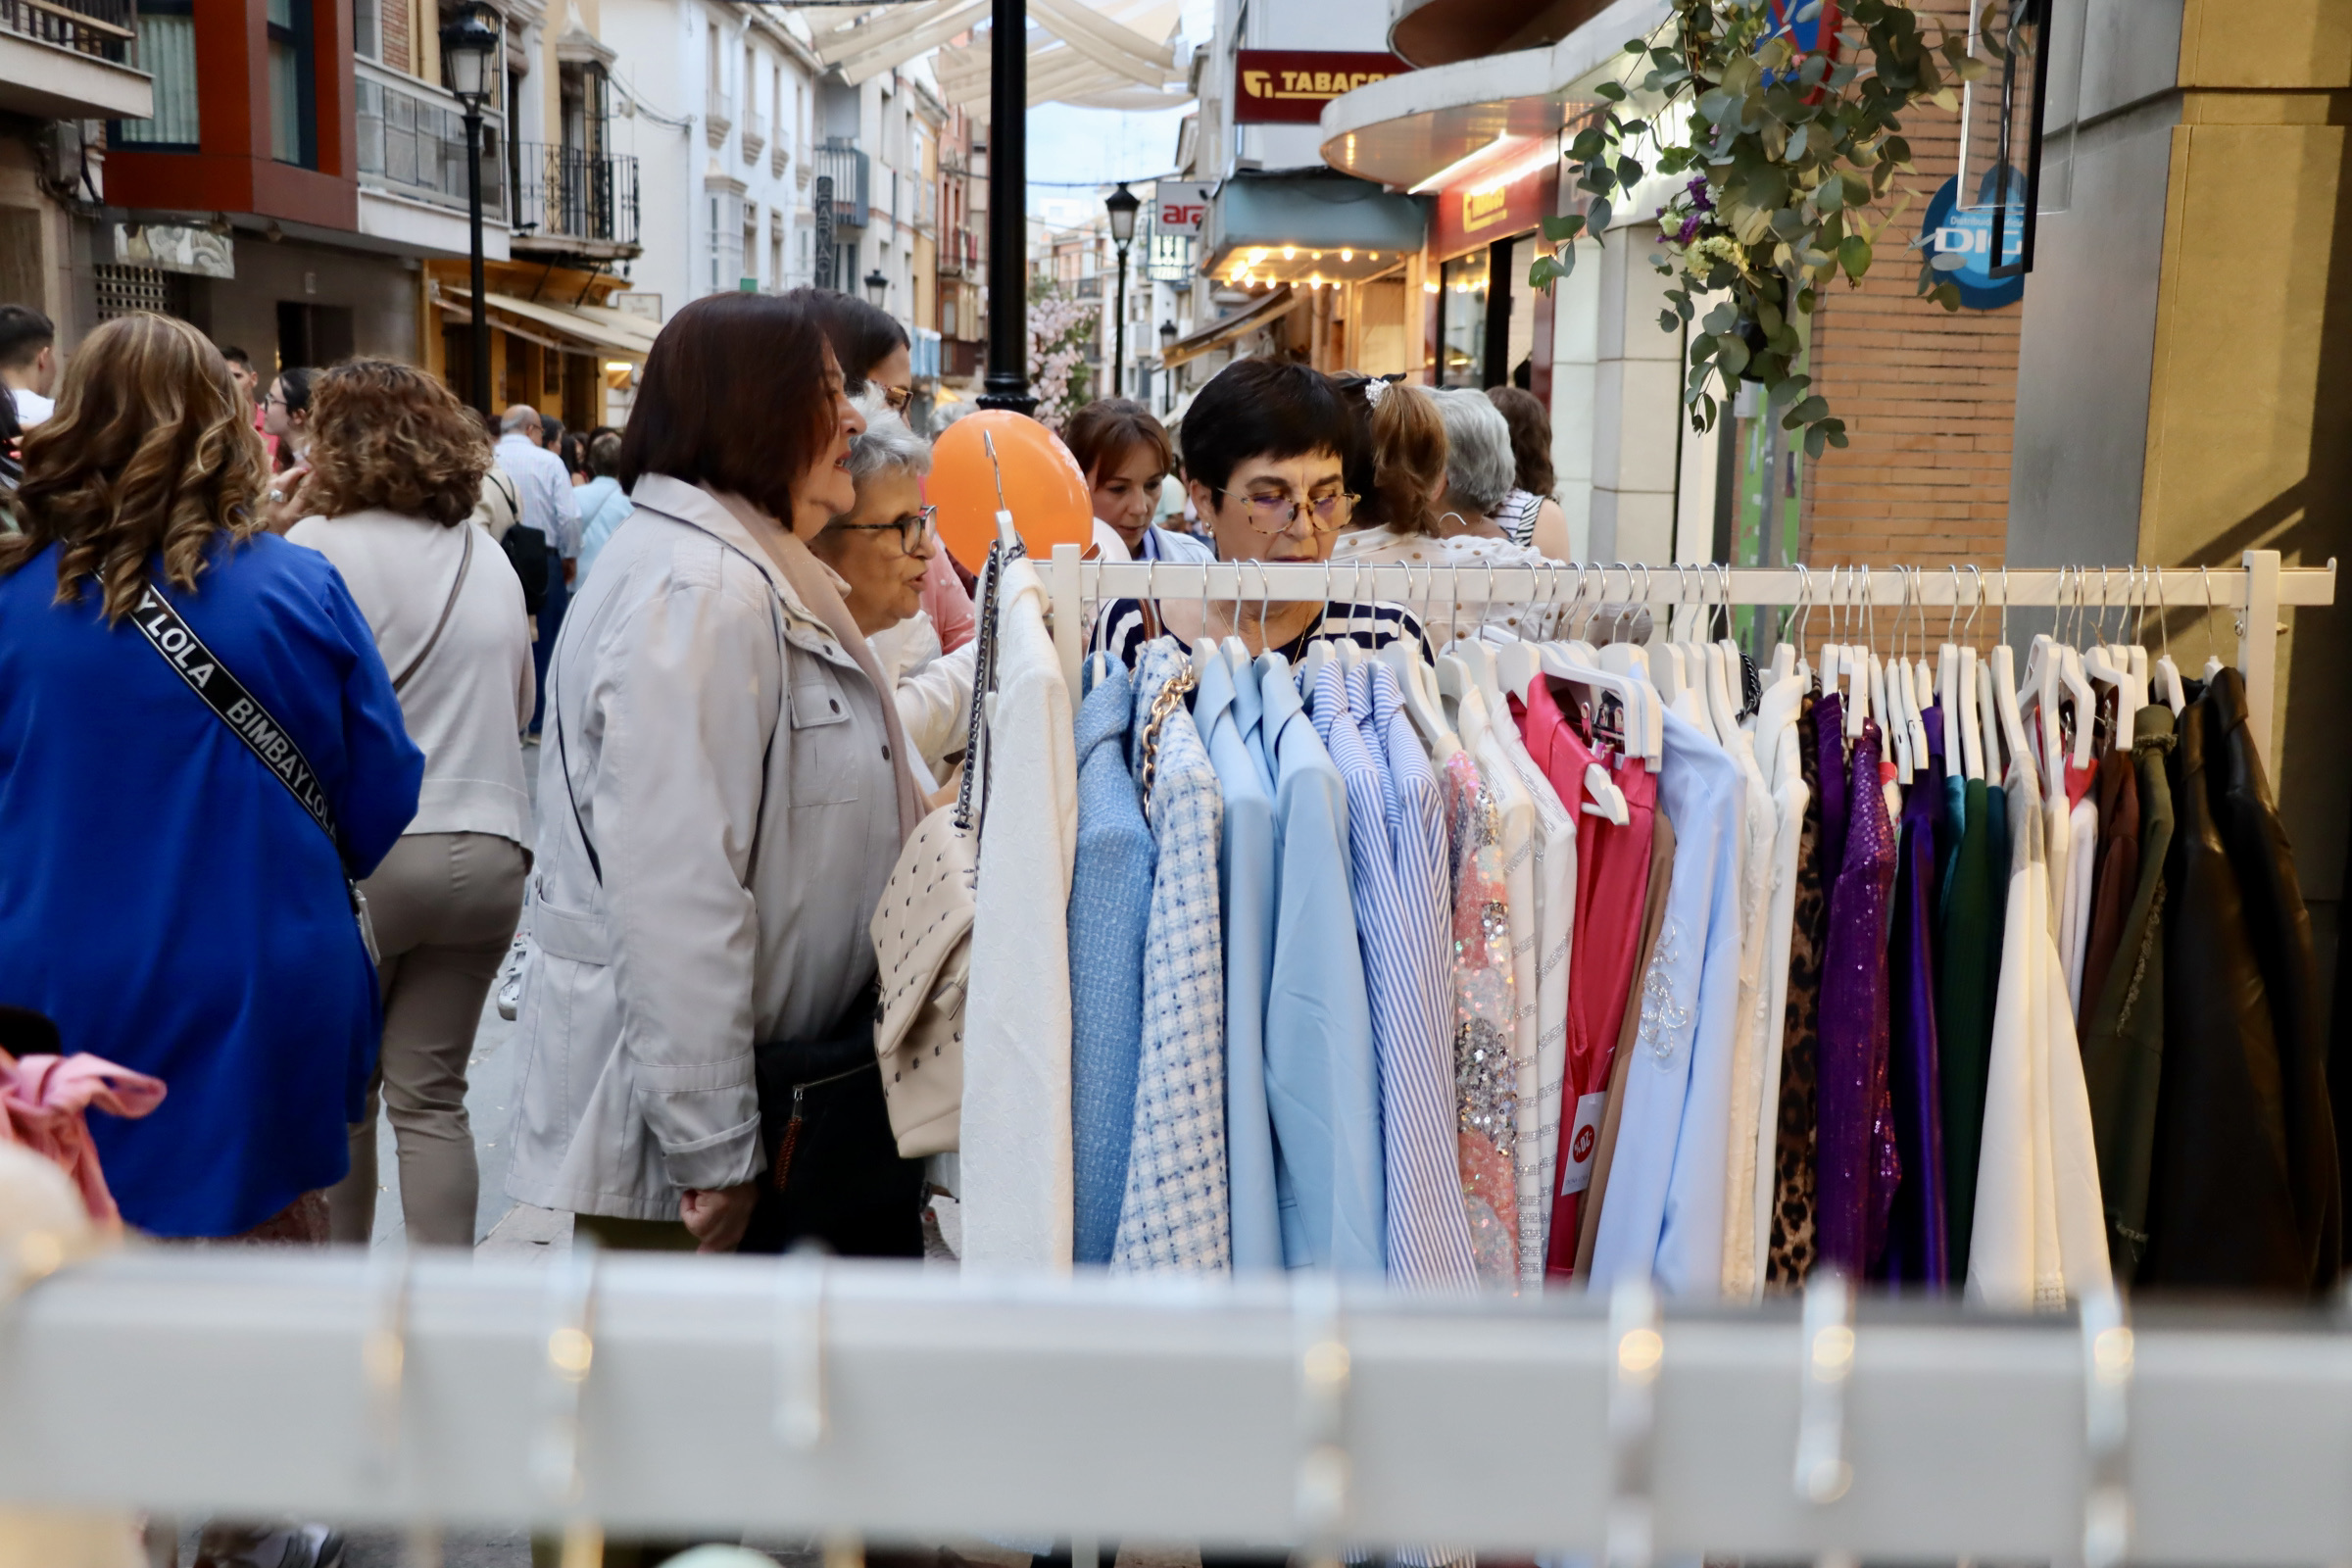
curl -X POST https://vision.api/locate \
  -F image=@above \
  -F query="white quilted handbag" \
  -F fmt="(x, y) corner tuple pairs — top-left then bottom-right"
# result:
(868, 540), (1007, 1157)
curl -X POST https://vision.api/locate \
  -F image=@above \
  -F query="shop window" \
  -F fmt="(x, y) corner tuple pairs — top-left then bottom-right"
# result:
(276, 302), (353, 368)
(544, 344), (562, 396)
(266, 0), (318, 170)
(352, 0), (376, 60)
(115, 0), (199, 150)
(1438, 251), (1489, 388)
(94, 264), (187, 321)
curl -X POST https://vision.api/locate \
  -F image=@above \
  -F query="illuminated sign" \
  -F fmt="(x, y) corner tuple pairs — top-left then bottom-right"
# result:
(1233, 50), (1409, 124)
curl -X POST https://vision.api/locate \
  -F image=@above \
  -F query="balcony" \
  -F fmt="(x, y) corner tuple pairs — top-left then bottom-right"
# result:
(705, 88), (732, 148)
(356, 63), (505, 222)
(813, 138), (867, 229)
(741, 107), (764, 166)
(0, 0), (150, 122)
(770, 138), (786, 178)
(514, 142), (640, 259)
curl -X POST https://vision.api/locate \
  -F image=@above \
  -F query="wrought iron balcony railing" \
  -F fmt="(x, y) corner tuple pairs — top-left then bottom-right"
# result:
(514, 141), (639, 252)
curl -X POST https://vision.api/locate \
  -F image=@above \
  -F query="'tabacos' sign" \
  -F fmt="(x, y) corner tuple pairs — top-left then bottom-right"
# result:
(1919, 171), (2028, 310)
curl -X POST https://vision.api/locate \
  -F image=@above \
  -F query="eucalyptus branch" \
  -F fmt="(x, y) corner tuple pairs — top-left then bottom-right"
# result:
(1528, 0), (1984, 458)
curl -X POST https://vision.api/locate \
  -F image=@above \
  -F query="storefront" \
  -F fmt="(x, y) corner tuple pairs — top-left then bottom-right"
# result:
(423, 257), (652, 429)
(1195, 171), (1427, 378)
(1425, 139), (1560, 393)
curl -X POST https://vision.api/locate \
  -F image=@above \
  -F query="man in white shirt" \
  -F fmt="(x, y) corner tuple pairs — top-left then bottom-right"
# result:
(496, 405), (580, 737)
(0, 306), (56, 427)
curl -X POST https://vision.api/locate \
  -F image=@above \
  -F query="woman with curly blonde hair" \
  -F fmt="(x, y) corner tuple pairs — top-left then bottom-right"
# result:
(0, 313), (423, 1244)
(288, 359), (535, 1249)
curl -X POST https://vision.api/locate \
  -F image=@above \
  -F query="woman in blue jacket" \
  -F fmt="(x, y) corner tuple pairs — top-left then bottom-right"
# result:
(0, 313), (422, 1240)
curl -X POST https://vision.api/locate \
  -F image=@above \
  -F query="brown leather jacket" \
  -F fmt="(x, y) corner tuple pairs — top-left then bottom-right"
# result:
(2140, 669), (2341, 1292)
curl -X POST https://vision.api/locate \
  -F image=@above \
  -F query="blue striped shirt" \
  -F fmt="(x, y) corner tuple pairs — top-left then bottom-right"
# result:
(1090, 598), (1432, 671)
(1309, 659), (1480, 1292)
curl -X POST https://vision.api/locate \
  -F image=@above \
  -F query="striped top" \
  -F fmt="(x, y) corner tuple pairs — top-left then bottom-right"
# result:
(1495, 488), (1544, 549)
(1090, 597), (1432, 671)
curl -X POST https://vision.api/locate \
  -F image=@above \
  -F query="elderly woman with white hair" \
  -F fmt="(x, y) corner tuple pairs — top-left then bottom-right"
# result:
(1329, 381), (1559, 646)
(812, 407), (976, 788)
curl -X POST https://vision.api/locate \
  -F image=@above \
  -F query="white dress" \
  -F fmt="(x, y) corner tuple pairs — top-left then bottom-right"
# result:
(1327, 525), (1563, 646)
(1748, 674), (1812, 1283)
(1967, 756), (2112, 1309)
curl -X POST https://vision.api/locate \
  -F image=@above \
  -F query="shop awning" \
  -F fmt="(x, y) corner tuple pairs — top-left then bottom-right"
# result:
(437, 288), (653, 360)
(1160, 283), (1300, 368)
(1317, 0), (1664, 188)
(1200, 174), (1427, 286)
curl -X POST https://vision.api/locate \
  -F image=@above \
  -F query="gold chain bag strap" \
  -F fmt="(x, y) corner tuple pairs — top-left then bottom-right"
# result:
(866, 539), (1011, 1157)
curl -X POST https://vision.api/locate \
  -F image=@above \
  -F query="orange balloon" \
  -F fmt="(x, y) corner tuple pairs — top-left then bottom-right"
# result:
(931, 410), (1094, 572)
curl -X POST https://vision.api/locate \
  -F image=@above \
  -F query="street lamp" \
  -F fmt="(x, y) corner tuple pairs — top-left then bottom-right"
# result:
(438, 0), (499, 416)
(864, 268), (889, 309)
(1104, 180), (1141, 399)
(1157, 318), (1177, 415)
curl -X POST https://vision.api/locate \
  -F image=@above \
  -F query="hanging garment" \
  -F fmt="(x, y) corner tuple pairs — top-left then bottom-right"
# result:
(1195, 647), (1282, 1272)
(1878, 710), (1949, 1289)
(1325, 526), (1565, 645)
(2141, 669), (2340, 1292)
(1768, 695), (1831, 1289)
(2079, 704), (2174, 1279)
(2062, 765), (2099, 1014)
(961, 559), (1080, 1271)
(1457, 685), (1548, 1287)
(1488, 694), (1577, 1273)
(1574, 810), (1678, 1275)
(1747, 675), (1811, 1286)
(2080, 749), (2139, 1014)
(1969, 749), (2109, 1309)
(1440, 750), (1521, 1286)
(1718, 690), (1779, 1300)
(1311, 660), (1479, 1289)
(1588, 708), (1748, 1297)
(1516, 675), (1657, 1276)
(1815, 692), (1850, 873)
(1111, 639), (1230, 1273)
(1068, 662), (1154, 1266)
(1937, 766), (2000, 1285)
(1257, 654), (1385, 1275)
(1815, 717), (1901, 1277)
(1091, 595), (1433, 669)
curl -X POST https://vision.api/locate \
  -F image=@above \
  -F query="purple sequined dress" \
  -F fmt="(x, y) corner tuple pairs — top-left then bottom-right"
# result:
(1878, 710), (1949, 1287)
(1814, 716), (1901, 1275)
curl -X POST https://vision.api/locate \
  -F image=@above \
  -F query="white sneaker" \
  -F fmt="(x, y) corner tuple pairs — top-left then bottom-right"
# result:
(495, 933), (532, 1022)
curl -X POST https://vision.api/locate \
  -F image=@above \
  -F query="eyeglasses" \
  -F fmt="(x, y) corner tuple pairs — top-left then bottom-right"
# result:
(828, 506), (936, 554)
(1217, 488), (1356, 534)
(879, 385), (913, 413)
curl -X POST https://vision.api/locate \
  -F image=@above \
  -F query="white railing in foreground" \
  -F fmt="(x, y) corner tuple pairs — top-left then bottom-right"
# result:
(6, 1250), (2352, 1565)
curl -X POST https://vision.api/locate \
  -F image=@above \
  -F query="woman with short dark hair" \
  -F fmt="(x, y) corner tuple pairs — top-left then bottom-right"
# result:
(287, 359), (535, 1250)
(506, 290), (934, 1260)
(0, 315), (422, 1245)
(572, 429), (632, 584)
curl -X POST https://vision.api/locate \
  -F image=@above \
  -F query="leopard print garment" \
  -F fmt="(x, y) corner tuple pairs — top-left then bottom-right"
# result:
(1768, 696), (1830, 1288)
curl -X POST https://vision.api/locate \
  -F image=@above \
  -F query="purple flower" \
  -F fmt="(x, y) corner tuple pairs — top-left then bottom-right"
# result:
(1686, 175), (1715, 212)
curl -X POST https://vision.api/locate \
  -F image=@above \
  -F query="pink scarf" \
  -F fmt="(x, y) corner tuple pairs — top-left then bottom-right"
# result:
(2, 1050), (166, 1229)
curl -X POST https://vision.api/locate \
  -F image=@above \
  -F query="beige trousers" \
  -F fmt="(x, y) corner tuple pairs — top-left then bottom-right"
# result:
(326, 831), (527, 1248)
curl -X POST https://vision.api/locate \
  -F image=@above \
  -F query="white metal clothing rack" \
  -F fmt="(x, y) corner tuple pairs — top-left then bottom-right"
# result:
(1035, 547), (2337, 776)
(7, 1252), (2352, 1566)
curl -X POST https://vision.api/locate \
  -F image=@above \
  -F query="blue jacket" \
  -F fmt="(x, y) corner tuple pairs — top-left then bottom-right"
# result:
(573, 475), (634, 586)
(0, 535), (421, 1236)
(1068, 660), (1153, 1264)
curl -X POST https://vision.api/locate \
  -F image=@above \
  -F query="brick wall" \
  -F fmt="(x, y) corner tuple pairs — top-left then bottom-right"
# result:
(1797, 0), (2020, 570)
(382, 0), (411, 74)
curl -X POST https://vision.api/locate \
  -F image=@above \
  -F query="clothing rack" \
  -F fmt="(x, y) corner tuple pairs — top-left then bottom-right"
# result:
(6, 1251), (2352, 1564)
(1037, 548), (2338, 775)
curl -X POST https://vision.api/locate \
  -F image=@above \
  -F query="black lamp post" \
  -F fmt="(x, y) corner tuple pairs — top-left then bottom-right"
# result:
(1157, 317), (1177, 414)
(864, 268), (889, 309)
(1104, 180), (1140, 399)
(439, 0), (500, 416)
(977, 0), (1032, 413)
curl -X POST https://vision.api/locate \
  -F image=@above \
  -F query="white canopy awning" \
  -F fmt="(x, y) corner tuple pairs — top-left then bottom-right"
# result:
(812, 0), (1189, 112)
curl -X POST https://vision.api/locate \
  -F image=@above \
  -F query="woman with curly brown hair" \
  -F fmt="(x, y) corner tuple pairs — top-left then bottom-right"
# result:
(287, 360), (536, 1249)
(0, 313), (423, 1245)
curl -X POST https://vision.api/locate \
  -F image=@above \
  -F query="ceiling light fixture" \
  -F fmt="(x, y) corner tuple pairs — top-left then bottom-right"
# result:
(1407, 134), (1523, 195)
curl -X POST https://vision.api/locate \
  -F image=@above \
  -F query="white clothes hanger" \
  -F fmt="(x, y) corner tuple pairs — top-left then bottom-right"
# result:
(1777, 564), (1809, 686)
(2147, 564), (2186, 716)
(2199, 564), (2228, 682)
(1846, 564), (1875, 740)
(2082, 568), (2139, 753)
(1990, 568), (2035, 788)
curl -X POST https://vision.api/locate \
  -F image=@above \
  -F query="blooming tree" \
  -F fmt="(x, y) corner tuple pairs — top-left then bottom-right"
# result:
(1027, 281), (1098, 431)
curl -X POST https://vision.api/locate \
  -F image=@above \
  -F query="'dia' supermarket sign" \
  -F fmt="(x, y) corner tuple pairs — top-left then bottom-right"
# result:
(1919, 172), (2028, 310)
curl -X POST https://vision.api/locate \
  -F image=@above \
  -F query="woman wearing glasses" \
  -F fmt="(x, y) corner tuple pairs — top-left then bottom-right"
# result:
(812, 407), (974, 787)
(1088, 359), (1429, 667)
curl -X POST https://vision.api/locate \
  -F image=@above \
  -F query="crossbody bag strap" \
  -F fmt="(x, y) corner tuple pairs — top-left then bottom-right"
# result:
(130, 581), (345, 857)
(390, 522), (474, 695)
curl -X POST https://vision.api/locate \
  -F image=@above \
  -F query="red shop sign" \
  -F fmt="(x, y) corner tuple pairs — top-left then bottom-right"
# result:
(1432, 157), (1559, 262)
(1233, 49), (1409, 124)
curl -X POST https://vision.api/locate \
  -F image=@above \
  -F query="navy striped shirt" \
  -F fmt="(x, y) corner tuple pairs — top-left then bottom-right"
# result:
(1090, 598), (1433, 670)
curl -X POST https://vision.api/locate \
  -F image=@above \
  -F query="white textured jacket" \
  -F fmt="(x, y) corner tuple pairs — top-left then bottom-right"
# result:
(505, 476), (902, 1220)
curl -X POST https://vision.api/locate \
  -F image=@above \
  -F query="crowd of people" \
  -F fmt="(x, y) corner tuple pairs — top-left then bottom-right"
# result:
(0, 292), (1567, 1265)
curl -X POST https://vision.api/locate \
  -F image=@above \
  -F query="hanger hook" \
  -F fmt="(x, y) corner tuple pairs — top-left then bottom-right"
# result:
(1791, 563), (1813, 648)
